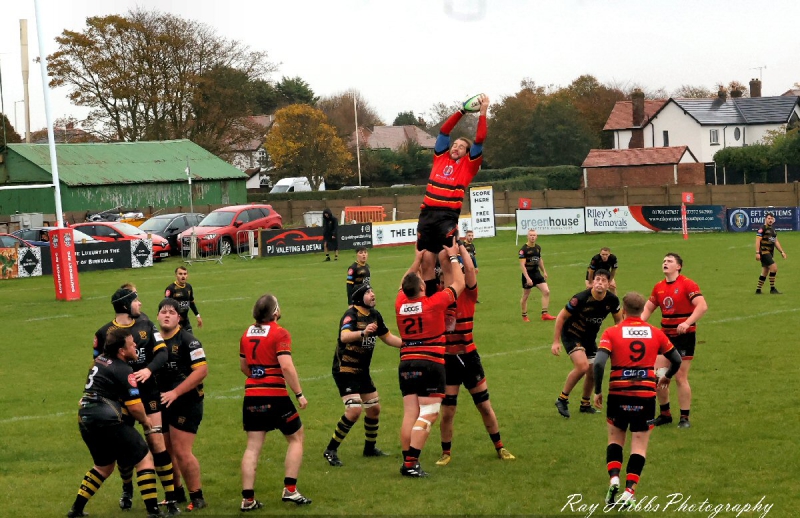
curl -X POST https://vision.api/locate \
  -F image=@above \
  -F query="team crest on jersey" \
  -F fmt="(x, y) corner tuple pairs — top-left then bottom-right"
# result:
(663, 297), (674, 310)
(443, 165), (454, 176)
(139, 330), (147, 340)
(569, 297), (579, 307)
(674, 288), (680, 294)
(399, 302), (423, 315)
(149, 401), (157, 411)
(172, 344), (180, 354)
(128, 373), (138, 387)
(622, 326), (652, 339)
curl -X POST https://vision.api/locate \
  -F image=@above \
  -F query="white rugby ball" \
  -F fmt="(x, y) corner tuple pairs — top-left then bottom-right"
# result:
(462, 94), (483, 112)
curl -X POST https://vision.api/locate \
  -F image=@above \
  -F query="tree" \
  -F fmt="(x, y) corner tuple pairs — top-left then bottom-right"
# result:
(47, 9), (276, 157)
(673, 85), (715, 98)
(393, 111), (425, 127)
(557, 75), (625, 149)
(524, 98), (598, 167)
(317, 90), (383, 139)
(425, 101), (479, 144)
(486, 80), (550, 168)
(275, 76), (318, 107)
(264, 104), (353, 190)
(1, 113), (22, 144)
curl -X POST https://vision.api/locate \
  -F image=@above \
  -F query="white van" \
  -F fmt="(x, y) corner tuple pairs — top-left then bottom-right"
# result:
(269, 177), (326, 193)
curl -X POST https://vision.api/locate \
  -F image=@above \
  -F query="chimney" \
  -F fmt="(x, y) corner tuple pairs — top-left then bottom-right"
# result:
(731, 89), (743, 98)
(717, 89), (727, 101)
(749, 78), (762, 97)
(631, 89), (645, 127)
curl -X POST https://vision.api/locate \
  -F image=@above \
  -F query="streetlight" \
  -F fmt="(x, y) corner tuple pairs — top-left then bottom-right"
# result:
(14, 100), (24, 130)
(352, 92), (362, 186)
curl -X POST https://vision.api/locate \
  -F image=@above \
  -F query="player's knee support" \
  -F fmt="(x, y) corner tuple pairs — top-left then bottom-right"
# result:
(412, 417), (432, 433)
(442, 394), (458, 406)
(362, 396), (379, 409)
(471, 390), (489, 405)
(344, 397), (363, 410)
(419, 402), (441, 416)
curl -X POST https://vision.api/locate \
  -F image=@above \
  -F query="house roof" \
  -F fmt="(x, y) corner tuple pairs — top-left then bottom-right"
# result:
(230, 115), (273, 152)
(8, 139), (247, 186)
(603, 100), (668, 130)
(353, 125), (436, 151)
(669, 96), (800, 125)
(782, 89), (800, 97)
(582, 146), (697, 168)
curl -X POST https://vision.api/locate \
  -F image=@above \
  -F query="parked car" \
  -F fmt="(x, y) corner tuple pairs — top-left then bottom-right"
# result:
(178, 204), (283, 256)
(0, 233), (34, 248)
(12, 227), (101, 248)
(270, 176), (326, 193)
(71, 221), (171, 260)
(138, 213), (204, 255)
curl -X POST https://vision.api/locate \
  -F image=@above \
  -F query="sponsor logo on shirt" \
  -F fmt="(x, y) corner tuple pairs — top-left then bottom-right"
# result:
(400, 302), (423, 315)
(622, 327), (652, 339)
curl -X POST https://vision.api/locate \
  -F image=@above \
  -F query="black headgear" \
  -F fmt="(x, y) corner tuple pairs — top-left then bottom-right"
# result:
(351, 284), (372, 307)
(111, 288), (138, 316)
(158, 297), (181, 313)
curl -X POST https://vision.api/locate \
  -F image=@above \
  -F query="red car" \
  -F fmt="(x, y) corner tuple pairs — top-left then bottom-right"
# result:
(71, 221), (171, 260)
(178, 204), (283, 255)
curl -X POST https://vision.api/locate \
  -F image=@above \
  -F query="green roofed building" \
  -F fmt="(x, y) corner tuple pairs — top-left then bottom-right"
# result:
(0, 140), (247, 215)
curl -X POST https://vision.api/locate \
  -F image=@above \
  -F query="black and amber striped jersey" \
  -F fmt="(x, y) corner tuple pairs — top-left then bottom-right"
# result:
(240, 322), (292, 398)
(94, 318), (166, 372)
(346, 262), (371, 303)
(562, 289), (621, 343)
(165, 282), (198, 328)
(78, 355), (141, 426)
(587, 253), (618, 280)
(519, 243), (542, 273)
(158, 327), (207, 400)
(333, 306), (389, 375)
(757, 224), (777, 255)
(599, 317), (674, 398)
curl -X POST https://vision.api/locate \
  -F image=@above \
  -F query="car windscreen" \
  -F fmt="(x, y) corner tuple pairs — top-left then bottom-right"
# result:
(198, 211), (235, 226)
(270, 185), (290, 193)
(70, 229), (97, 242)
(138, 218), (171, 233)
(114, 222), (147, 236)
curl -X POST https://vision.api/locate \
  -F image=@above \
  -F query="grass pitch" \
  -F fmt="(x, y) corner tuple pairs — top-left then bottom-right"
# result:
(0, 230), (796, 517)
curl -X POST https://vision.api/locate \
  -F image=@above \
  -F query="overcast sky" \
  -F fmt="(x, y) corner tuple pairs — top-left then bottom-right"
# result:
(1, 0), (798, 133)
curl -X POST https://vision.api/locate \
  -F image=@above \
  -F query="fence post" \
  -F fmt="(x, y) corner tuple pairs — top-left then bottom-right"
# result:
(750, 183), (756, 206)
(287, 199), (294, 225)
(664, 185), (670, 205)
(504, 190), (510, 214)
(393, 194), (398, 217)
(795, 181), (800, 207)
(543, 189), (549, 208)
(623, 186), (628, 206)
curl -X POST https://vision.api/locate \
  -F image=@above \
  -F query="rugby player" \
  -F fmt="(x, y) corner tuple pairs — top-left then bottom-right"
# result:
(346, 247), (371, 305)
(156, 298), (208, 512)
(755, 212), (787, 294)
(461, 230), (478, 273)
(642, 253), (707, 429)
(165, 266), (203, 333)
(324, 284), (402, 466)
(519, 229), (556, 321)
(593, 292), (682, 508)
(238, 294), (312, 509)
(551, 270), (622, 418)
(586, 247), (618, 293)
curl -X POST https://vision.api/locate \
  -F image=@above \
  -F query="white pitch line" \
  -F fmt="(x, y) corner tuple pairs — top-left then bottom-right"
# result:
(706, 307), (800, 325)
(26, 314), (71, 322)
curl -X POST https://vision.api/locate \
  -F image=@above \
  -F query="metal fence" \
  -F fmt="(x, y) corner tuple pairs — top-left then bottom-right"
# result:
(236, 230), (259, 260)
(180, 234), (225, 264)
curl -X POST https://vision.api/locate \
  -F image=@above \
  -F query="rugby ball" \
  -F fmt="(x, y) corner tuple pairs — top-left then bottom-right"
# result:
(462, 94), (483, 112)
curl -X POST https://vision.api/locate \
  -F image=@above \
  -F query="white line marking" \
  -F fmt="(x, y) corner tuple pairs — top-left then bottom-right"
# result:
(26, 314), (70, 322)
(706, 307), (800, 324)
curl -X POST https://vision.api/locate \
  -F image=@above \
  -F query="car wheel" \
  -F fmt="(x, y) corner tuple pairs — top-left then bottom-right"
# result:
(220, 237), (233, 256)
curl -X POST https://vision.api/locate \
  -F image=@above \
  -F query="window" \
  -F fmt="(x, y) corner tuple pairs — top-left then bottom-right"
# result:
(734, 127), (741, 141)
(257, 148), (268, 168)
(663, 130), (669, 147)
(710, 129), (719, 145)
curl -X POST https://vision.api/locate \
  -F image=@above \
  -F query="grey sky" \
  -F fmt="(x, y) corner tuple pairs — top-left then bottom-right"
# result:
(1, 0), (797, 132)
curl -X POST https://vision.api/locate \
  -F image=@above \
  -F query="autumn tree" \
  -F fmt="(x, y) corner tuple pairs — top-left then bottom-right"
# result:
(47, 9), (275, 157)
(557, 75), (625, 149)
(486, 80), (551, 168)
(317, 90), (383, 139)
(673, 85), (715, 98)
(264, 104), (353, 190)
(524, 98), (598, 167)
(1, 113), (23, 144)
(393, 111), (425, 127)
(425, 101), (479, 144)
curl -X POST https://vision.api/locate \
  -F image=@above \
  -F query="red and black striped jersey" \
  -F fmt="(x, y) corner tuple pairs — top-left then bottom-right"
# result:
(395, 287), (457, 364)
(421, 153), (482, 212)
(445, 285), (478, 355)
(240, 322), (292, 397)
(599, 317), (675, 398)
(648, 275), (702, 336)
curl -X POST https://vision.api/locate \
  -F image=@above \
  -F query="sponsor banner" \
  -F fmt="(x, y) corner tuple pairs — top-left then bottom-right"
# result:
(469, 186), (496, 238)
(516, 209), (585, 235)
(260, 224), (375, 257)
(49, 228), (81, 300)
(372, 216), (471, 247)
(585, 207), (654, 233)
(17, 247), (43, 277)
(628, 205), (726, 232)
(130, 239), (154, 268)
(0, 247), (22, 279)
(727, 207), (798, 232)
(338, 224), (373, 250)
(76, 242), (135, 272)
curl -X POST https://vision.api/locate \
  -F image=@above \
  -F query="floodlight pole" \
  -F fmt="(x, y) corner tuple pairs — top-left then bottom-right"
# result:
(33, 1), (64, 226)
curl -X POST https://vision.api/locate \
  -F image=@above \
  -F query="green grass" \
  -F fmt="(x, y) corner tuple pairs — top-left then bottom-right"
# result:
(1, 230), (796, 517)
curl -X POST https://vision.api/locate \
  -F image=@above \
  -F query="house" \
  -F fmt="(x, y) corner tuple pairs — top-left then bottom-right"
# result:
(244, 166), (272, 190)
(581, 146), (703, 188)
(230, 115), (273, 172)
(350, 125), (436, 151)
(606, 80), (800, 164)
(0, 140), (247, 215)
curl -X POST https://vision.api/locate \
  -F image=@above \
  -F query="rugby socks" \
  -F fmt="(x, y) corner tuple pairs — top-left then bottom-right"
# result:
(558, 391), (570, 403)
(580, 396), (592, 408)
(659, 403), (671, 417)
(326, 415), (355, 451)
(72, 468), (106, 513)
(284, 477), (297, 493)
(625, 454), (646, 494)
(189, 489), (204, 502)
(363, 417), (379, 451)
(136, 469), (161, 514)
(441, 441), (452, 456)
(404, 447), (421, 468)
(757, 275), (766, 291)
(119, 463), (133, 495)
(606, 443), (623, 478)
(541, 307), (549, 316)
(153, 450), (176, 500)
(769, 271), (777, 288)
(489, 432), (504, 451)
(680, 409), (690, 420)
(173, 484), (187, 503)
(242, 489), (255, 500)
